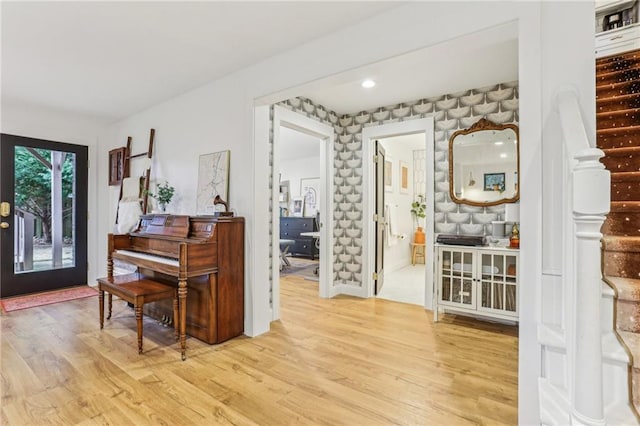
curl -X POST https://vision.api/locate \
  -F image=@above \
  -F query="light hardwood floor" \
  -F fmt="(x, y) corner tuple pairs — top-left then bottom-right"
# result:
(1, 276), (518, 425)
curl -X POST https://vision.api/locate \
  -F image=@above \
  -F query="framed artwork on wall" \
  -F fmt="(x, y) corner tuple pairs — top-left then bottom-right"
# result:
(108, 147), (127, 186)
(196, 150), (230, 214)
(484, 172), (506, 192)
(399, 161), (409, 194)
(300, 177), (320, 217)
(384, 156), (393, 192)
(291, 196), (304, 217)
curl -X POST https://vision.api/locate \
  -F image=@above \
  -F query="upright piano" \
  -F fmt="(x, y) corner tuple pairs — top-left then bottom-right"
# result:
(107, 214), (244, 357)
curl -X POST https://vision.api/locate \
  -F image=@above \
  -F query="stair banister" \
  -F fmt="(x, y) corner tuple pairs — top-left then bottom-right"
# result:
(557, 87), (611, 425)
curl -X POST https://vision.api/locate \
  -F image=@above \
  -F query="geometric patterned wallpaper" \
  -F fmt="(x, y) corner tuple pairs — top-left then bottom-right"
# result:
(271, 80), (519, 289)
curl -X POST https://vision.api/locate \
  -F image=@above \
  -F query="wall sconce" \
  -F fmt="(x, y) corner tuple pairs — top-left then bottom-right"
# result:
(468, 172), (476, 187)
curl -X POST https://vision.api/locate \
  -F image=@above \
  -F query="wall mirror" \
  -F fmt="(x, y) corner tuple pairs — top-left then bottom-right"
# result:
(449, 118), (519, 206)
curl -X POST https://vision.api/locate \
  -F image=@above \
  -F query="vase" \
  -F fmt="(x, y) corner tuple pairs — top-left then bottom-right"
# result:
(414, 226), (425, 244)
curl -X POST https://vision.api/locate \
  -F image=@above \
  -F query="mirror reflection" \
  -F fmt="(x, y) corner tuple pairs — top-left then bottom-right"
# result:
(449, 119), (519, 206)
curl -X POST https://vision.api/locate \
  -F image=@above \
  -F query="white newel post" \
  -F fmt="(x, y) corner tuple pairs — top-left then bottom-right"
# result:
(571, 148), (610, 426)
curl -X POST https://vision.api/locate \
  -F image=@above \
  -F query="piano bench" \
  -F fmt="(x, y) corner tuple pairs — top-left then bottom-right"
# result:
(97, 273), (179, 356)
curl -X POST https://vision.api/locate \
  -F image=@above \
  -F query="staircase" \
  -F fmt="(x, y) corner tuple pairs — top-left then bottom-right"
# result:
(596, 48), (640, 416)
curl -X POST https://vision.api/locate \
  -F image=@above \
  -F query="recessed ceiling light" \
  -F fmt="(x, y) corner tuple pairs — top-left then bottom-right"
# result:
(361, 79), (376, 89)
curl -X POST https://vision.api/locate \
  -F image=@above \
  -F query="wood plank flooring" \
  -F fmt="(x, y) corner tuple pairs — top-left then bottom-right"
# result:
(1, 276), (518, 425)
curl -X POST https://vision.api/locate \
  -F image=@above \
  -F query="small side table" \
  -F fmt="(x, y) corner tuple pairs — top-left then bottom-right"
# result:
(411, 243), (426, 265)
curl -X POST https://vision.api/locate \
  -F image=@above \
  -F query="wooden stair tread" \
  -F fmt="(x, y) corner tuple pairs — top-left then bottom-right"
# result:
(596, 107), (640, 118)
(610, 171), (640, 181)
(597, 67), (640, 80)
(597, 92), (639, 104)
(607, 276), (640, 302)
(596, 78), (640, 91)
(603, 235), (640, 252)
(597, 61), (640, 73)
(611, 201), (640, 211)
(618, 330), (640, 369)
(603, 146), (640, 155)
(597, 124), (640, 135)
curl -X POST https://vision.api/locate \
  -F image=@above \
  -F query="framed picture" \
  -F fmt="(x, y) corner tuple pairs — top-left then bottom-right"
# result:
(300, 177), (320, 217)
(196, 150), (230, 214)
(484, 172), (506, 192)
(108, 147), (127, 186)
(384, 156), (393, 192)
(399, 161), (409, 194)
(291, 196), (304, 217)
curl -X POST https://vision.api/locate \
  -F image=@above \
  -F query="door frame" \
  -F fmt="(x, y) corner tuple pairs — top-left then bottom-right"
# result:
(362, 118), (435, 309)
(271, 105), (334, 320)
(0, 133), (88, 297)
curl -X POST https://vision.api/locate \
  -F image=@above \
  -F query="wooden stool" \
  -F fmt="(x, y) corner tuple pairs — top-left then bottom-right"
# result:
(411, 243), (426, 265)
(98, 273), (179, 355)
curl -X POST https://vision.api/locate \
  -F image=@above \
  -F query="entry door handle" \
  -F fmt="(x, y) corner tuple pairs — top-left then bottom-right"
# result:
(0, 202), (9, 217)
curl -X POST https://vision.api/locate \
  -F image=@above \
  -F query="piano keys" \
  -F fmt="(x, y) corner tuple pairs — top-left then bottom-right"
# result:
(107, 214), (244, 357)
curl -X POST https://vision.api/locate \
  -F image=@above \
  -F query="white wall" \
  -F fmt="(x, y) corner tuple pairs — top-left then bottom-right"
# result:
(280, 155), (320, 204)
(1, 99), (107, 285)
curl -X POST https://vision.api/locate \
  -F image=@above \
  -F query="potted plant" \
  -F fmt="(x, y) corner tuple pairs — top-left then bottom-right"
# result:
(410, 194), (427, 243)
(147, 181), (175, 212)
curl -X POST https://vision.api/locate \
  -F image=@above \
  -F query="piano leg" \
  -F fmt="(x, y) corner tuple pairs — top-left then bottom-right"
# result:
(135, 304), (143, 354)
(173, 289), (179, 341)
(178, 279), (187, 361)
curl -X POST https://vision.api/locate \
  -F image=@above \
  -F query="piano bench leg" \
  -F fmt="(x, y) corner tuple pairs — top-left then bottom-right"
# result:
(107, 293), (113, 320)
(99, 290), (104, 329)
(135, 304), (143, 355)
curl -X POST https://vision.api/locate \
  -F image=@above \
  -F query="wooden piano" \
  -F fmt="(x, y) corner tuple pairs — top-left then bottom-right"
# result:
(107, 214), (244, 359)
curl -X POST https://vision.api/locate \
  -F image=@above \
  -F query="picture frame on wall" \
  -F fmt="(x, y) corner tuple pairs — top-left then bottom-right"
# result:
(384, 156), (393, 192)
(291, 196), (305, 217)
(399, 161), (409, 194)
(108, 147), (127, 186)
(484, 172), (506, 192)
(300, 177), (320, 217)
(196, 150), (230, 215)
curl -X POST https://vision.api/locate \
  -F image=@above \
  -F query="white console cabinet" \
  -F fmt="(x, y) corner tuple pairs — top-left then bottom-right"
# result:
(434, 244), (519, 322)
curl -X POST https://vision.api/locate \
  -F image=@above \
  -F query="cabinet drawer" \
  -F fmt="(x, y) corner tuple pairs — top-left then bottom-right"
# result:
(596, 38), (640, 58)
(596, 26), (640, 48)
(596, 26), (640, 58)
(281, 219), (314, 232)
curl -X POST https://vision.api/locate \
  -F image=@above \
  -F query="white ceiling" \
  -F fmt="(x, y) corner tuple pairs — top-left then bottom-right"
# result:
(299, 22), (518, 115)
(1, 1), (400, 121)
(1, 2), (518, 123)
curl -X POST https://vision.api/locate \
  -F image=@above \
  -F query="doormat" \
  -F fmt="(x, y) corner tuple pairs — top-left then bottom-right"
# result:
(1, 286), (98, 313)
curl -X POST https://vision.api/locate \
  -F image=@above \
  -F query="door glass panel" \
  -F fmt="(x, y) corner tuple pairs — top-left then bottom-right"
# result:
(441, 277), (451, 302)
(506, 284), (517, 311)
(462, 279), (473, 305)
(452, 278), (461, 303)
(14, 146), (76, 273)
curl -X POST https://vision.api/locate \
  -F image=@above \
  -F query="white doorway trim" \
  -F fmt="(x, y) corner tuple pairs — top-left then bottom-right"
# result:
(362, 117), (435, 310)
(272, 105), (334, 320)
